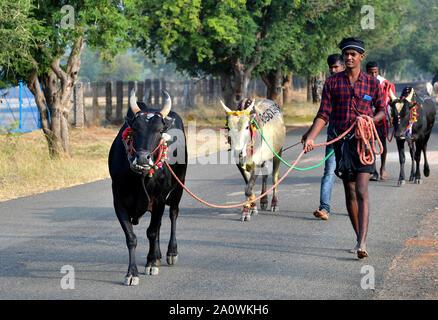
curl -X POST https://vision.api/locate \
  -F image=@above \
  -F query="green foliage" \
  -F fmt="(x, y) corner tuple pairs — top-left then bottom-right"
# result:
(0, 0), (135, 85)
(0, 0), (42, 87)
(78, 47), (186, 81)
(134, 0), (270, 77)
(406, 0), (438, 74)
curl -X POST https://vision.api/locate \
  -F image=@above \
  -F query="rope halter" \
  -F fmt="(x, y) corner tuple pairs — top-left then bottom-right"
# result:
(121, 113), (170, 177)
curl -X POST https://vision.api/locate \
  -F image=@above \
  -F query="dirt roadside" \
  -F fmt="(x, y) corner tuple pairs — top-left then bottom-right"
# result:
(378, 208), (438, 299)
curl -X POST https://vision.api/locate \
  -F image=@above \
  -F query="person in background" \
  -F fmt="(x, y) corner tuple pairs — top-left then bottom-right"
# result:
(366, 61), (395, 181)
(301, 54), (345, 220)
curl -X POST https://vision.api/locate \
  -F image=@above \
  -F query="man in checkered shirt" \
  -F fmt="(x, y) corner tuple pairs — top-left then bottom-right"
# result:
(302, 37), (386, 259)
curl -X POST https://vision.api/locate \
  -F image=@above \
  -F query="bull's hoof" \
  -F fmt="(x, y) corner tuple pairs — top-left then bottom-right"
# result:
(124, 275), (139, 286)
(166, 254), (178, 265)
(240, 214), (251, 222)
(398, 180), (405, 186)
(424, 167), (430, 177)
(240, 212), (251, 222)
(271, 205), (278, 212)
(241, 206), (251, 222)
(260, 202), (268, 211)
(145, 265), (160, 276)
(414, 178), (422, 184)
(409, 176), (414, 182)
(250, 208), (258, 216)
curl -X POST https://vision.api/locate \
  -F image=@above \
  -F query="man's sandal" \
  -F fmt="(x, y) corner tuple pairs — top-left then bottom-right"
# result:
(313, 209), (328, 220)
(357, 248), (369, 259)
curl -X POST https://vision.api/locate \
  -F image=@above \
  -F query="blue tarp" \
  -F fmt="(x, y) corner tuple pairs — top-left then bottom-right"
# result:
(0, 82), (41, 133)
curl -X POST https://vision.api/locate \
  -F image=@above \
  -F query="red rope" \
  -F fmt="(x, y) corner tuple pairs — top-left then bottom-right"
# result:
(355, 115), (383, 165)
(164, 121), (359, 209)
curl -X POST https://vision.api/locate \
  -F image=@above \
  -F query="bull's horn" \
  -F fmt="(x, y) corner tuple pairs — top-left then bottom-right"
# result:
(129, 88), (141, 114)
(426, 82), (433, 96)
(160, 90), (172, 118)
(219, 98), (232, 113)
(406, 88), (415, 103)
(389, 89), (397, 102)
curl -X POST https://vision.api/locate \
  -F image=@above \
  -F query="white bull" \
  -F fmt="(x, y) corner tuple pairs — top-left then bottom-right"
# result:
(221, 98), (286, 221)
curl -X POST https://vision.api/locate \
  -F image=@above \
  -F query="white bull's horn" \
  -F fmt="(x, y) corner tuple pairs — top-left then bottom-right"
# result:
(406, 88), (415, 103)
(219, 98), (232, 113)
(389, 89), (397, 102)
(129, 88), (141, 114)
(160, 90), (172, 118)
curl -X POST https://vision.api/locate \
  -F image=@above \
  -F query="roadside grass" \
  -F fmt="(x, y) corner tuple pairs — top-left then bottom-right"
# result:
(0, 127), (116, 202)
(0, 89), (319, 202)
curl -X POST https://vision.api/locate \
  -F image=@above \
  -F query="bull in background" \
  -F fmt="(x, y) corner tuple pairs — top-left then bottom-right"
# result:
(108, 89), (187, 285)
(221, 98), (286, 221)
(389, 87), (436, 186)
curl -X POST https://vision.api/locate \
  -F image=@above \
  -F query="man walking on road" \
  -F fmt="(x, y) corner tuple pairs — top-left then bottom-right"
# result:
(302, 37), (386, 259)
(302, 54), (345, 220)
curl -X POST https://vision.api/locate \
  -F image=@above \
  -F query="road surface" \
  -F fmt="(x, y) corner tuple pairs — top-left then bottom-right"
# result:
(1, 122), (438, 300)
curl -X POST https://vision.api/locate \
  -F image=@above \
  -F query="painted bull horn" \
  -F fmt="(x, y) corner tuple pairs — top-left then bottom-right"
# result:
(406, 88), (415, 103)
(389, 89), (397, 102)
(160, 90), (172, 118)
(129, 88), (141, 114)
(219, 98), (232, 113)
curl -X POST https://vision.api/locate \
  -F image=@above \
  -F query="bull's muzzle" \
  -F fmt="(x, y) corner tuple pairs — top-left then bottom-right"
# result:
(135, 151), (154, 167)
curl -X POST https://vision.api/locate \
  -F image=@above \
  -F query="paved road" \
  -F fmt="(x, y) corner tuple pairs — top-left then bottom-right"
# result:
(1, 122), (438, 300)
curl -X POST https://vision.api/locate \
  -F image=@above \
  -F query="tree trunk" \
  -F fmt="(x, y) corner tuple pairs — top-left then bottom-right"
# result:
(27, 36), (84, 158)
(219, 72), (234, 107)
(228, 53), (261, 108)
(261, 69), (283, 106)
(282, 72), (293, 106)
(306, 74), (312, 102)
(310, 72), (325, 104)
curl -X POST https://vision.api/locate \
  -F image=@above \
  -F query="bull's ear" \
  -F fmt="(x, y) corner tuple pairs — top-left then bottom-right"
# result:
(162, 116), (175, 132)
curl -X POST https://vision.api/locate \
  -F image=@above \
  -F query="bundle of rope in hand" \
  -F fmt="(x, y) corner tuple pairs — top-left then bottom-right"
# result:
(355, 115), (383, 165)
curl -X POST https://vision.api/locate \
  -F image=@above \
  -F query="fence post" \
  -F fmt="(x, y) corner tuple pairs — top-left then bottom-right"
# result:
(137, 81), (144, 103)
(189, 80), (196, 108)
(73, 82), (84, 128)
(209, 78), (215, 106)
(116, 80), (123, 123)
(153, 79), (160, 107)
(105, 81), (112, 125)
(92, 81), (99, 126)
(202, 79), (208, 106)
(128, 81), (135, 112)
(182, 81), (189, 110)
(19, 80), (23, 132)
(145, 79), (151, 106)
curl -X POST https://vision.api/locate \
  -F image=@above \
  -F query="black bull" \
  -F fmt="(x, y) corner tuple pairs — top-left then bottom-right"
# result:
(390, 87), (436, 185)
(108, 91), (187, 286)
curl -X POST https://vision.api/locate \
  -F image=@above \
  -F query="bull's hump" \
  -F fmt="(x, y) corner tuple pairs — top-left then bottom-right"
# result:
(254, 99), (284, 127)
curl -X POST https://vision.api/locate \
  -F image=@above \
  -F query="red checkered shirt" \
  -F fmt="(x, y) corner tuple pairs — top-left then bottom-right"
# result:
(316, 70), (385, 135)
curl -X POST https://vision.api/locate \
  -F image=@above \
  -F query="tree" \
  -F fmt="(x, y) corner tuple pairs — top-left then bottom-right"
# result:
(0, 0), (133, 157)
(0, 0), (42, 88)
(405, 0), (438, 80)
(134, 0), (280, 107)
